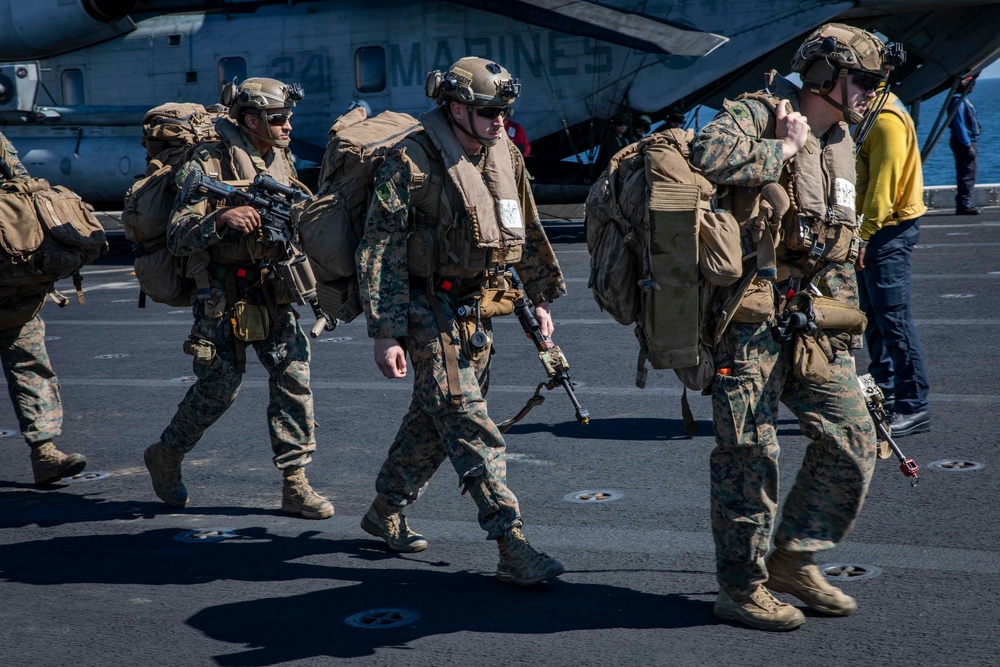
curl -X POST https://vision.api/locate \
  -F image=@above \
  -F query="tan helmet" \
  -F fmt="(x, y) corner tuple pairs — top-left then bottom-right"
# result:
(792, 23), (889, 95)
(425, 57), (520, 108)
(221, 77), (304, 121)
(792, 23), (905, 124)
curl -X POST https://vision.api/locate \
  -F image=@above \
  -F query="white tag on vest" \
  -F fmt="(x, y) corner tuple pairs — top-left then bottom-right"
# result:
(499, 199), (522, 229)
(833, 178), (855, 213)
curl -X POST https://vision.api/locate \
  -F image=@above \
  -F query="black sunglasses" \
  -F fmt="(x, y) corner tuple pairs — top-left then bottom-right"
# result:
(849, 70), (885, 92)
(475, 106), (510, 120)
(265, 112), (292, 126)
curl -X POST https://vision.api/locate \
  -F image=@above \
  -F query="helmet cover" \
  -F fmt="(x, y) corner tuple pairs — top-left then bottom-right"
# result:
(425, 57), (520, 108)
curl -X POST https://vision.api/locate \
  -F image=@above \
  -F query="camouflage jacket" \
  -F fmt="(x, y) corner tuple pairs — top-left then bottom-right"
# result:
(692, 93), (860, 312)
(690, 97), (786, 187)
(357, 136), (567, 340)
(0, 132), (31, 183)
(167, 125), (296, 260)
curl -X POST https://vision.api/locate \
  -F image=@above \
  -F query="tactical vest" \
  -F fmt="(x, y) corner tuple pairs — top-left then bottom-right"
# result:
(403, 106), (525, 279)
(194, 119), (296, 268)
(723, 73), (859, 282)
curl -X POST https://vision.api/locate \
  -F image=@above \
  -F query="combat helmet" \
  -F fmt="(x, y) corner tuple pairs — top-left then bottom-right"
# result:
(425, 57), (520, 108)
(791, 23), (904, 123)
(220, 77), (303, 148)
(221, 77), (303, 121)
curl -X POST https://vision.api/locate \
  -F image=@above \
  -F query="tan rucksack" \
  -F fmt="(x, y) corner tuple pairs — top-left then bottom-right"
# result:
(294, 107), (422, 321)
(585, 128), (744, 393)
(122, 102), (226, 307)
(0, 177), (107, 328)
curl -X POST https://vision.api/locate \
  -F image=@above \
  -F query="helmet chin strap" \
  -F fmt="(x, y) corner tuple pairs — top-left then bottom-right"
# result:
(448, 106), (500, 147)
(820, 72), (864, 125)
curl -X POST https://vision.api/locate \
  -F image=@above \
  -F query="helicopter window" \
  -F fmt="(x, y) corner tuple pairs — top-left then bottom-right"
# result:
(168, 35), (182, 47)
(218, 57), (248, 92)
(355, 47), (386, 93)
(61, 69), (84, 106)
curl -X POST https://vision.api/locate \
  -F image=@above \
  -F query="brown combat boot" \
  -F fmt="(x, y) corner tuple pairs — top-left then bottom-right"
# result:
(144, 441), (188, 508)
(495, 526), (565, 586)
(765, 549), (858, 615)
(30, 442), (87, 485)
(713, 586), (806, 631)
(360, 495), (428, 553)
(281, 467), (334, 519)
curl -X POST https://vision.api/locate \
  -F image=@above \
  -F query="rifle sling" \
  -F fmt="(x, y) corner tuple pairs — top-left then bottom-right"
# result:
(496, 382), (547, 433)
(426, 283), (464, 408)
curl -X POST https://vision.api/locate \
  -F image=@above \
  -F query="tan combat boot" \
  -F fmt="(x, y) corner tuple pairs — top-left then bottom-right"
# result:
(144, 441), (188, 508)
(765, 549), (858, 615)
(281, 467), (334, 519)
(30, 442), (87, 485)
(360, 495), (428, 553)
(713, 586), (806, 631)
(495, 526), (565, 586)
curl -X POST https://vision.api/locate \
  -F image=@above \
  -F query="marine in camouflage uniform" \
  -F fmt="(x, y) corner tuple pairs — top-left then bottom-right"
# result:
(357, 57), (567, 586)
(0, 132), (88, 485)
(143, 78), (333, 519)
(690, 25), (896, 631)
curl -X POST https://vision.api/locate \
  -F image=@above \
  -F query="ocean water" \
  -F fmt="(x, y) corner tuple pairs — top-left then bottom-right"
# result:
(917, 77), (999, 186)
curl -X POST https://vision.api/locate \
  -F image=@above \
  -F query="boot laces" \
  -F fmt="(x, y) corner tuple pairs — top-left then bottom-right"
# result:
(749, 587), (784, 612)
(503, 534), (551, 570)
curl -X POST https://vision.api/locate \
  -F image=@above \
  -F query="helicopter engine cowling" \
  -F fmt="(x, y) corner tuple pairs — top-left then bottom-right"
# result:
(0, 0), (137, 60)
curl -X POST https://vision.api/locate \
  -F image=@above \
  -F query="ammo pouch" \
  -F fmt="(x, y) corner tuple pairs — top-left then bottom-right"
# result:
(793, 331), (834, 385)
(232, 299), (269, 341)
(786, 292), (865, 385)
(731, 277), (775, 324)
(782, 216), (860, 265)
(476, 273), (521, 319)
(785, 292), (866, 335)
(810, 294), (867, 334)
(183, 337), (216, 363)
(478, 287), (520, 318)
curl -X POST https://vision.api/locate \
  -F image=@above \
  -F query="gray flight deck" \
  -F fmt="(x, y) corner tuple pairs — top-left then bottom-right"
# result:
(2, 209), (998, 666)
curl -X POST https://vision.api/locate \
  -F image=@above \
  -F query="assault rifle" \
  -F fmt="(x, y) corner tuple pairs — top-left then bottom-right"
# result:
(179, 171), (337, 338)
(858, 373), (919, 485)
(497, 267), (590, 432)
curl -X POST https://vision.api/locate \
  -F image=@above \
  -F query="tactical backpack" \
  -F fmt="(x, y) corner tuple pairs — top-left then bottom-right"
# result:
(294, 106), (422, 322)
(0, 177), (107, 328)
(584, 128), (744, 394)
(122, 102), (226, 307)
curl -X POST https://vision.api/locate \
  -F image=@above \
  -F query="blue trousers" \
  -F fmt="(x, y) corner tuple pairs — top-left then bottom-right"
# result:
(857, 218), (930, 415)
(950, 139), (978, 210)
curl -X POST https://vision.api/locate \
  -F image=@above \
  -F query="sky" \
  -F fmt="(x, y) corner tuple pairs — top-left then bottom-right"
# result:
(980, 60), (1000, 79)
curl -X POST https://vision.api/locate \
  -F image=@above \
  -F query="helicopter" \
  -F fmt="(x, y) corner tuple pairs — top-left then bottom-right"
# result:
(1, 0), (998, 203)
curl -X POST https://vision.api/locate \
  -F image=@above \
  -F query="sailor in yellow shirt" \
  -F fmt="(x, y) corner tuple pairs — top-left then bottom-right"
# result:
(855, 90), (931, 436)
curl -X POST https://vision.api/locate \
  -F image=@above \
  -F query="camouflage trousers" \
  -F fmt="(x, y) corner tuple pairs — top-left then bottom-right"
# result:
(375, 292), (521, 539)
(0, 315), (62, 446)
(160, 301), (316, 469)
(710, 320), (877, 593)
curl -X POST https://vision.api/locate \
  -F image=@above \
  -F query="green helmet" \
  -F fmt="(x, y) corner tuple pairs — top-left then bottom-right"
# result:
(425, 57), (520, 108)
(221, 77), (304, 121)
